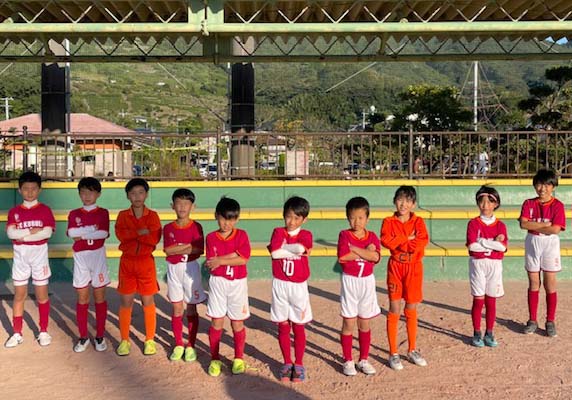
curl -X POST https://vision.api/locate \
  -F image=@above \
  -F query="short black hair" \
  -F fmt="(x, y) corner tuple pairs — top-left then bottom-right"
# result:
(476, 185), (501, 210)
(18, 171), (42, 188)
(78, 177), (101, 193)
(393, 185), (417, 203)
(172, 188), (195, 203)
(346, 196), (370, 218)
(125, 177), (149, 193)
(215, 196), (240, 220)
(283, 196), (310, 218)
(533, 168), (558, 187)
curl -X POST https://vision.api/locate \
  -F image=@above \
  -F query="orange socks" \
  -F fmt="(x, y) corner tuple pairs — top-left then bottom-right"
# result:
(386, 312), (399, 355)
(404, 308), (418, 352)
(119, 306), (132, 341)
(143, 304), (156, 341)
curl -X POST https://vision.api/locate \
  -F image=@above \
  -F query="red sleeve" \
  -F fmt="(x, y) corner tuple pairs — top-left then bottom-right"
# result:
(236, 230), (251, 260)
(138, 211), (162, 247)
(552, 201), (566, 230)
(205, 233), (216, 259)
(407, 217), (429, 253)
(191, 223), (205, 255)
(115, 211), (138, 244)
(100, 209), (110, 234)
(380, 218), (408, 250)
(499, 221), (509, 248)
(337, 230), (351, 260)
(66, 210), (75, 234)
(519, 200), (530, 221)
(44, 206), (56, 230)
(370, 231), (381, 252)
(299, 230), (313, 252)
(163, 223), (175, 249)
(466, 219), (478, 247)
(268, 228), (284, 252)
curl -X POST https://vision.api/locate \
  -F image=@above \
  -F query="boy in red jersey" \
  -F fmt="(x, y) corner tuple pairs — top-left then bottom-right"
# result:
(115, 178), (162, 356)
(205, 197), (251, 377)
(519, 168), (565, 337)
(338, 197), (381, 376)
(163, 188), (206, 362)
(380, 186), (429, 371)
(5, 172), (55, 348)
(268, 196), (313, 383)
(67, 177), (110, 353)
(466, 186), (508, 348)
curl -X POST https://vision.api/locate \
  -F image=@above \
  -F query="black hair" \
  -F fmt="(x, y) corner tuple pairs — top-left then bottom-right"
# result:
(172, 188), (195, 203)
(475, 185), (501, 210)
(283, 196), (310, 218)
(533, 168), (558, 187)
(215, 196), (240, 220)
(393, 185), (417, 203)
(18, 171), (42, 188)
(345, 196), (370, 218)
(78, 177), (102, 193)
(125, 177), (149, 193)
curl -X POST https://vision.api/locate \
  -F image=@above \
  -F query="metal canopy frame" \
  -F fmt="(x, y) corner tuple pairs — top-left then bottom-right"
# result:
(0, 0), (570, 62)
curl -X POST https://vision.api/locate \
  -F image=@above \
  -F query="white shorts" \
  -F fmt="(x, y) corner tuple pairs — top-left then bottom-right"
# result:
(73, 247), (110, 289)
(271, 279), (313, 324)
(12, 243), (51, 287)
(167, 260), (207, 304)
(340, 273), (381, 319)
(469, 258), (504, 298)
(207, 276), (250, 321)
(524, 233), (561, 272)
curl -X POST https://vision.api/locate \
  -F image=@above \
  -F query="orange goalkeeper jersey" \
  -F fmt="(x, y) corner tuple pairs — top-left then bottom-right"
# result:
(115, 206), (161, 258)
(380, 212), (429, 263)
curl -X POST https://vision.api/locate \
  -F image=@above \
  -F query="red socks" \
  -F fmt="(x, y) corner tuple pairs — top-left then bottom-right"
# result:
(528, 290), (539, 321)
(95, 301), (107, 338)
(38, 300), (50, 332)
(547, 292), (557, 322)
(13, 316), (23, 335)
(208, 326), (223, 360)
(278, 322), (293, 365)
(358, 330), (371, 361)
(471, 298), (484, 331)
(341, 333), (353, 362)
(76, 303), (89, 338)
(292, 323), (306, 366)
(172, 315), (184, 347)
(233, 328), (246, 359)
(484, 296), (496, 332)
(187, 315), (199, 348)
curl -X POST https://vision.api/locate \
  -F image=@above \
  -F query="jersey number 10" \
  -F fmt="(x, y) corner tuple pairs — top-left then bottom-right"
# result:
(282, 259), (295, 277)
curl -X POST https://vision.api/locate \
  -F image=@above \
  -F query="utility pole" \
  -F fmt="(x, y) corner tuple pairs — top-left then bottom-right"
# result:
(1, 97), (13, 120)
(473, 61), (478, 131)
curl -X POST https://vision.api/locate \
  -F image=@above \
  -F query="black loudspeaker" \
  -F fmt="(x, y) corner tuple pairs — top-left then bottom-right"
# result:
(230, 63), (255, 133)
(41, 63), (69, 132)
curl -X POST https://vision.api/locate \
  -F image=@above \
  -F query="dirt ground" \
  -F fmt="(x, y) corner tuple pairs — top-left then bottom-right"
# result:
(1, 280), (571, 400)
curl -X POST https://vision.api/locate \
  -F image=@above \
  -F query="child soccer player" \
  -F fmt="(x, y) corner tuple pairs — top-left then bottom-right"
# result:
(5, 171), (55, 348)
(67, 177), (110, 352)
(115, 178), (162, 356)
(205, 197), (251, 377)
(466, 186), (508, 348)
(268, 196), (313, 383)
(338, 197), (381, 376)
(163, 188), (206, 362)
(380, 185), (429, 371)
(519, 168), (565, 337)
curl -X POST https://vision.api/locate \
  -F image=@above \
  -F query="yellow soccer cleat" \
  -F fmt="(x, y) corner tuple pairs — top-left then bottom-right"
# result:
(184, 346), (197, 362)
(208, 360), (223, 377)
(116, 340), (131, 356)
(232, 358), (246, 375)
(169, 345), (185, 361)
(143, 340), (157, 356)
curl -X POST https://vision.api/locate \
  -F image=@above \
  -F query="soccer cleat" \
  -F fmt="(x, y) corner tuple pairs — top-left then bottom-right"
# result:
(184, 346), (197, 362)
(5, 333), (23, 348)
(116, 340), (131, 356)
(94, 337), (107, 352)
(143, 340), (157, 356)
(357, 360), (376, 375)
(232, 358), (246, 375)
(170, 345), (185, 361)
(208, 360), (223, 377)
(408, 350), (428, 367)
(342, 361), (357, 376)
(292, 365), (306, 383)
(74, 338), (90, 353)
(389, 354), (404, 371)
(37, 332), (52, 347)
(483, 332), (498, 347)
(279, 364), (293, 382)
(523, 320), (538, 335)
(471, 331), (484, 348)
(546, 321), (557, 338)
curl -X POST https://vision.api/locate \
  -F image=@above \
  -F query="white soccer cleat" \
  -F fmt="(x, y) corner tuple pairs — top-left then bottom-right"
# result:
(5, 333), (24, 348)
(357, 359), (376, 375)
(37, 332), (52, 347)
(74, 338), (90, 353)
(343, 360), (357, 376)
(94, 337), (107, 352)
(389, 354), (404, 371)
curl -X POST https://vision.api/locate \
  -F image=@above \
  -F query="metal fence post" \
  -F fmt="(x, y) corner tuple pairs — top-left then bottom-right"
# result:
(408, 126), (413, 179)
(22, 125), (28, 172)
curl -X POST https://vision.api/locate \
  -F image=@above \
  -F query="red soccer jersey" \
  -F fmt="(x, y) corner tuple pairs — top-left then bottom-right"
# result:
(163, 220), (204, 264)
(7, 203), (56, 245)
(268, 227), (313, 283)
(466, 217), (508, 260)
(206, 229), (250, 280)
(337, 229), (381, 277)
(67, 207), (110, 252)
(519, 197), (566, 235)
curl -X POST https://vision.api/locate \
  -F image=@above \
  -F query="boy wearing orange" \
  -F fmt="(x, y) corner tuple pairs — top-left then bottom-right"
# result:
(380, 186), (429, 371)
(115, 178), (162, 356)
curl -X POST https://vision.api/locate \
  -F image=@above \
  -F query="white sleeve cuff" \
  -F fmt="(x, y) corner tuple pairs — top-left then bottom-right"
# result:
(23, 227), (53, 242)
(7, 226), (31, 240)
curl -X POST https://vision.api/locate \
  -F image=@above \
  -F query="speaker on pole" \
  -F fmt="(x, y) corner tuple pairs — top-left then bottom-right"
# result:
(41, 63), (69, 133)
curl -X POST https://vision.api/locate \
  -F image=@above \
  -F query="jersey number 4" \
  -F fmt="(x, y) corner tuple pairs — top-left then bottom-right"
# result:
(226, 265), (234, 278)
(282, 259), (295, 277)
